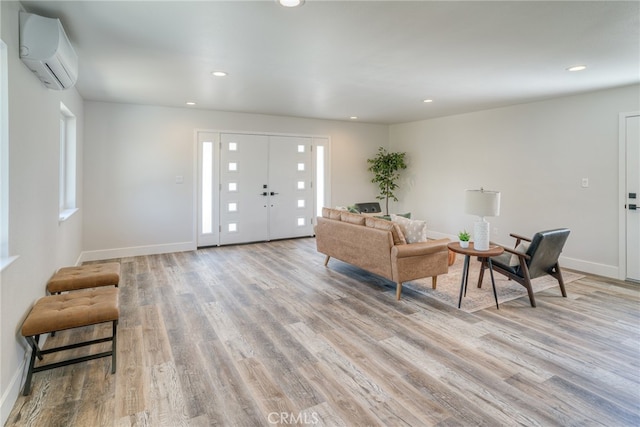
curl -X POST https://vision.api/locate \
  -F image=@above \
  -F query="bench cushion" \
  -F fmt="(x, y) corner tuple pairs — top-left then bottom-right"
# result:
(22, 287), (119, 337)
(47, 262), (120, 293)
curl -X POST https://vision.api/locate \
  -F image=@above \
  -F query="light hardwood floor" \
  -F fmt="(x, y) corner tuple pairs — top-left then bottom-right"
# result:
(6, 238), (640, 426)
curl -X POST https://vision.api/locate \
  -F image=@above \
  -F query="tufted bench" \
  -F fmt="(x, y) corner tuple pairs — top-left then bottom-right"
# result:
(47, 262), (120, 294)
(21, 287), (119, 395)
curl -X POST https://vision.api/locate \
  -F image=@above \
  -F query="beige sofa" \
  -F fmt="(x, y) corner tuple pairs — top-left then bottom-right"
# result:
(316, 208), (452, 300)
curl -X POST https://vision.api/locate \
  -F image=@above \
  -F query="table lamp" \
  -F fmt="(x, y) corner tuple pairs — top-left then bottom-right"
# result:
(465, 188), (501, 251)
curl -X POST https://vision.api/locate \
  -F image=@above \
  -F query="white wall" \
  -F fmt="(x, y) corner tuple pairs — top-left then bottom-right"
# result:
(82, 102), (388, 260)
(390, 84), (640, 277)
(0, 1), (84, 422)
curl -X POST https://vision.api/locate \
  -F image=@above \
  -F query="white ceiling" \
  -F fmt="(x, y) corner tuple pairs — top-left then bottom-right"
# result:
(21, 0), (640, 124)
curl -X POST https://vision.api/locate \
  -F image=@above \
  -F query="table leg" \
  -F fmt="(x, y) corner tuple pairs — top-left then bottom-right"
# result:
(458, 255), (470, 308)
(463, 256), (471, 297)
(488, 258), (499, 310)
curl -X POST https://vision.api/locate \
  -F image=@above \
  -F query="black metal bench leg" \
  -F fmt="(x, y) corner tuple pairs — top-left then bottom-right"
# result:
(23, 336), (40, 396)
(111, 320), (117, 374)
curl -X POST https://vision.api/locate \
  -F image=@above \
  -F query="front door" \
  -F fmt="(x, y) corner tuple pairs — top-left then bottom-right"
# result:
(199, 132), (323, 247)
(625, 114), (640, 282)
(268, 136), (314, 240)
(219, 133), (270, 245)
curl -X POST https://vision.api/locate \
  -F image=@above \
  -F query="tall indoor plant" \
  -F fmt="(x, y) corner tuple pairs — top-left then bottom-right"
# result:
(367, 147), (407, 215)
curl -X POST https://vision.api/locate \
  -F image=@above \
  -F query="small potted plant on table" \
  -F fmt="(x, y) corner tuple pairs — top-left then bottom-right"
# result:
(458, 230), (471, 248)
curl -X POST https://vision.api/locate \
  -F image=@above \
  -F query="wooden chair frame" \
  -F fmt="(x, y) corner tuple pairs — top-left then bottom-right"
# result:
(477, 232), (568, 307)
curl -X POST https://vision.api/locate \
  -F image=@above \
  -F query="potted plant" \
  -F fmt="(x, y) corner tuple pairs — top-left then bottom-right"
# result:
(367, 147), (407, 215)
(458, 230), (471, 248)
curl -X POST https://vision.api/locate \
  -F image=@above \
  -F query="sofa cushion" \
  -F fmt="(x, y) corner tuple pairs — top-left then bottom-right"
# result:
(322, 207), (342, 220)
(391, 214), (427, 243)
(365, 216), (407, 245)
(340, 211), (366, 225)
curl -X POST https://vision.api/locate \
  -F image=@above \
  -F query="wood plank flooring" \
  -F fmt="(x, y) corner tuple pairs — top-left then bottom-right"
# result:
(6, 237), (640, 426)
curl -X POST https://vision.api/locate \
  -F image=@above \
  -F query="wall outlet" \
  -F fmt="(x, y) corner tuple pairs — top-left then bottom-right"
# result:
(581, 178), (589, 188)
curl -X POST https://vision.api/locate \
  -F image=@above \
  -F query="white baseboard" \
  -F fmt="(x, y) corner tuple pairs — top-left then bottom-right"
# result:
(558, 256), (619, 279)
(426, 230), (619, 280)
(1, 344), (33, 426)
(79, 241), (196, 263)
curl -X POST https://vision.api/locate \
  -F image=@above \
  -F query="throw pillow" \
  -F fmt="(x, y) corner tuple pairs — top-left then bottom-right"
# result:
(390, 214), (427, 243)
(373, 213), (409, 221)
(509, 242), (530, 266)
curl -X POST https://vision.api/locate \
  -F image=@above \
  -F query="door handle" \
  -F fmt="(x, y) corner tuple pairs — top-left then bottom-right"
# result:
(259, 192), (268, 196)
(629, 204), (637, 210)
(270, 192), (279, 196)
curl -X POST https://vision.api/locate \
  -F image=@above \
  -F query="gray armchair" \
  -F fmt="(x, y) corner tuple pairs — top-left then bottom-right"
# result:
(478, 228), (570, 307)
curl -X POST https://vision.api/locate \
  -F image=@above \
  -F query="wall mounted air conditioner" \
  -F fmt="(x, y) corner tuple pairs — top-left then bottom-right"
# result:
(19, 11), (78, 90)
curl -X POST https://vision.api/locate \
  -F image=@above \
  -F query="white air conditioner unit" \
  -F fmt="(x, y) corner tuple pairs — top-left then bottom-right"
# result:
(19, 11), (78, 90)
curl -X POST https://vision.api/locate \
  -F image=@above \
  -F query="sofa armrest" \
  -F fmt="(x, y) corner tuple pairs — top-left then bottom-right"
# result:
(392, 240), (448, 258)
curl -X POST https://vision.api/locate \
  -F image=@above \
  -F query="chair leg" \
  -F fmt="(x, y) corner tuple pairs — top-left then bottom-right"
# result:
(324, 255), (330, 266)
(477, 259), (487, 288)
(520, 262), (536, 307)
(432, 276), (437, 290)
(551, 263), (567, 297)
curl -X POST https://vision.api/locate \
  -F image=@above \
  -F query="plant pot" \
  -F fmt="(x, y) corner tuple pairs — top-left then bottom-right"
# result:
(460, 241), (469, 248)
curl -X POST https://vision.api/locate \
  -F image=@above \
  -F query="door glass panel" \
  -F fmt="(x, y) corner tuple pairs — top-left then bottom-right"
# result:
(228, 223), (237, 232)
(297, 163), (305, 171)
(228, 162), (237, 171)
(297, 181), (305, 190)
(228, 202), (237, 212)
(316, 145), (325, 216)
(228, 142), (237, 151)
(297, 144), (305, 153)
(297, 217), (305, 226)
(201, 141), (213, 234)
(228, 182), (237, 192)
(297, 199), (305, 208)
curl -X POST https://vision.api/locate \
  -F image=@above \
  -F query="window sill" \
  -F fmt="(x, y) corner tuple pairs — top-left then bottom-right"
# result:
(59, 208), (79, 223)
(0, 255), (19, 272)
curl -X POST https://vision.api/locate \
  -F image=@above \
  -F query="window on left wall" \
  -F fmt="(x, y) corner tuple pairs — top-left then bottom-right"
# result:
(1, 39), (17, 270)
(59, 102), (77, 222)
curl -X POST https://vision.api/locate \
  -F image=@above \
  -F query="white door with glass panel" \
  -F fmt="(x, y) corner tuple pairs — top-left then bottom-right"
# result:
(198, 131), (323, 246)
(220, 133), (270, 245)
(268, 136), (314, 240)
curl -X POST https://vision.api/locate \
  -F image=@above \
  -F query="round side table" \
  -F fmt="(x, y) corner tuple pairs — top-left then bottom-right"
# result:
(447, 242), (505, 309)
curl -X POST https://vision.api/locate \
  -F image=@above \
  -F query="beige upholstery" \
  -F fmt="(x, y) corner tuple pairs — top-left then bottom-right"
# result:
(22, 287), (119, 337)
(316, 208), (451, 300)
(47, 262), (120, 293)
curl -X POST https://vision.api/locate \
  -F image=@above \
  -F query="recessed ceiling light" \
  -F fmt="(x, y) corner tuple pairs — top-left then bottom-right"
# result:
(350, 116), (358, 120)
(185, 101), (196, 106)
(278, 0), (305, 7)
(211, 71), (227, 77)
(423, 99), (433, 103)
(567, 65), (587, 72)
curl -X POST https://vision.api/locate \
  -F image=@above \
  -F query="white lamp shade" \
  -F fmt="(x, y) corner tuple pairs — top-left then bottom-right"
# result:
(465, 189), (501, 218)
